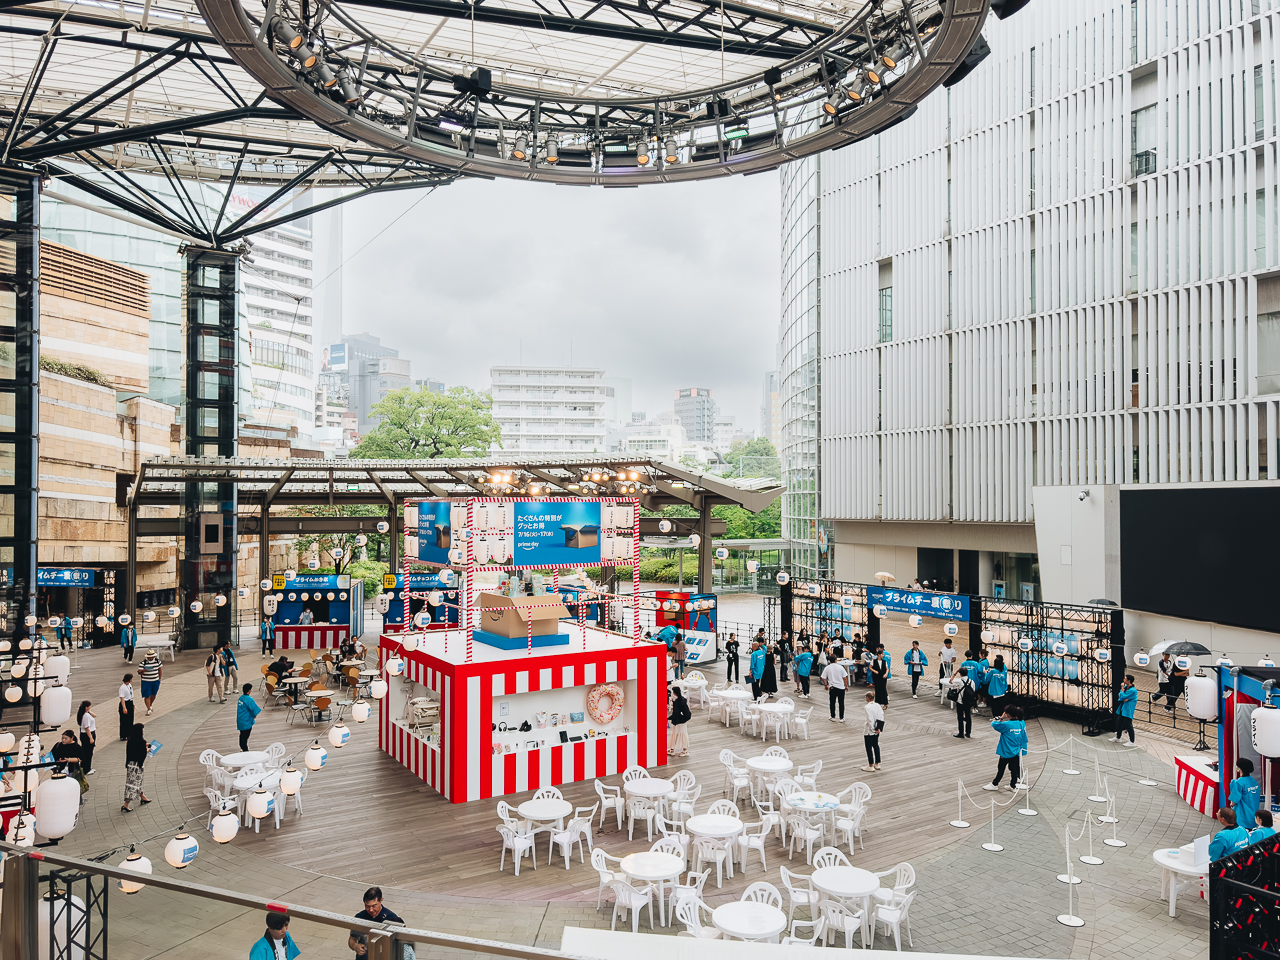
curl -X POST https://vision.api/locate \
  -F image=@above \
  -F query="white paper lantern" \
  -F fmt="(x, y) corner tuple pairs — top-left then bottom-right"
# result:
(385, 656), (405, 677)
(1018, 636), (1034, 652)
(1052, 641), (1068, 656)
(326, 592), (335, 601)
(210, 808), (239, 843)
(11, 657), (27, 679)
(280, 767), (303, 795)
(18, 734), (40, 755)
(45, 655), (70, 685)
(1175, 655), (1191, 671)
(352, 700), (371, 723)
(274, 594), (284, 602)
(1134, 649), (1150, 667)
(0, 640), (10, 653)
(18, 637), (31, 651)
(776, 571), (791, 585)
(246, 788), (274, 820)
(1254, 704), (1280, 757)
(5, 684), (23, 703)
(328, 722), (350, 748)
(872, 604), (888, 619)
(449, 548), (464, 564)
(1094, 648), (1112, 663)
(368, 678), (388, 700)
(116, 853), (151, 894)
(355, 534), (368, 547)
(307, 558), (320, 570)
(237, 587), (249, 600)
(658, 519), (673, 533)
(35, 774), (79, 839)
(167, 606), (180, 618)
(908, 614), (923, 628)
(214, 595), (227, 607)
(1261, 655), (1276, 668)
(95, 616), (108, 628)
(117, 614), (131, 626)
(165, 833), (198, 868)
(260, 579), (272, 590)
(689, 534), (701, 547)
(288, 594), (297, 602)
(839, 596), (855, 610)
(41, 685), (72, 725)
(70, 617), (83, 628)
(8, 811), (34, 846)
(46, 616), (61, 628)
(300, 593), (309, 602)
(746, 560), (760, 573)
(1185, 673), (1218, 721)
(38, 889), (86, 960)
(439, 570), (455, 585)
(944, 623), (960, 637)
(684, 601), (695, 612)
(376, 521), (390, 534)
(24, 615), (36, 627)
(400, 634), (419, 653)
(304, 741), (328, 770)
(0, 731), (13, 753)
(412, 611), (430, 628)
(339, 592), (347, 601)
(142, 611), (156, 623)
(428, 590), (443, 606)
(375, 593), (391, 615)
(1216, 653), (1234, 667)
(285, 569), (297, 581)
(714, 547), (729, 561)
(26, 678), (45, 699)
(980, 630), (995, 644)
(263, 597), (278, 617)
(189, 600), (203, 613)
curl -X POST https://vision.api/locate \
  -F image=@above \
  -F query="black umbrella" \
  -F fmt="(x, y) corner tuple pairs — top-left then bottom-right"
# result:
(1151, 640), (1212, 657)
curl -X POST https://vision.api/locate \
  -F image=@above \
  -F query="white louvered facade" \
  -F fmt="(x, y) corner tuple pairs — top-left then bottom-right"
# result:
(780, 0), (1280, 590)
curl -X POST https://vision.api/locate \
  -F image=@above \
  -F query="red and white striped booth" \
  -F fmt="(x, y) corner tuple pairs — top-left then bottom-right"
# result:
(379, 626), (668, 803)
(276, 624), (350, 650)
(1175, 754), (1220, 817)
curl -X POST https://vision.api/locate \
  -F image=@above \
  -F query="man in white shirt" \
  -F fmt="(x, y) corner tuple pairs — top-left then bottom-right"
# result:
(821, 656), (849, 723)
(939, 638), (958, 679)
(862, 692), (885, 771)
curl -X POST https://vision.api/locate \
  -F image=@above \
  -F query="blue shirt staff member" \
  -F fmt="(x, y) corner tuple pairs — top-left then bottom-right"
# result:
(724, 633), (740, 683)
(1209, 806), (1253, 861)
(793, 645), (814, 699)
(749, 641), (766, 700)
(902, 642), (929, 699)
(984, 705), (1028, 791)
(119, 622), (137, 663)
(260, 617), (276, 657)
(1252, 809), (1277, 845)
(249, 912), (300, 960)
(1110, 674), (1139, 745)
(986, 655), (1009, 716)
(1229, 758), (1261, 832)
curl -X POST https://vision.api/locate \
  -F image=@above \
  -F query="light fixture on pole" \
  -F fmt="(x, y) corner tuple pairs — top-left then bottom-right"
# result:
(511, 135), (528, 161)
(545, 139), (559, 164)
(822, 89), (842, 115)
(664, 137), (679, 163)
(636, 139), (650, 165)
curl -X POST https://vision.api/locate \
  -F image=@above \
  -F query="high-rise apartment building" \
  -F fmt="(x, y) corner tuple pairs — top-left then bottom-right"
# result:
(761, 370), (782, 449)
(489, 366), (607, 453)
(779, 0), (1280, 601)
(674, 387), (718, 443)
(340, 333), (411, 434)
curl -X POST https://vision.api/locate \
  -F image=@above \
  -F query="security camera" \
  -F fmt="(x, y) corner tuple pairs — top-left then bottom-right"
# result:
(1078, 489), (1090, 501)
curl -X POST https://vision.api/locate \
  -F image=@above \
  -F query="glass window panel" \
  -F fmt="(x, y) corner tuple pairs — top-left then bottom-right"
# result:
(0, 442), (15, 486)
(198, 299), (221, 326)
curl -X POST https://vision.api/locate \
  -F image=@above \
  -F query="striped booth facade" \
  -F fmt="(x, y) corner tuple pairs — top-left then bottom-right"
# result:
(276, 625), (350, 650)
(379, 632), (668, 803)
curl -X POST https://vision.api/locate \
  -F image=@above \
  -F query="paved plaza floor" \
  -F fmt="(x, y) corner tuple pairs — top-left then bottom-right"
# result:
(15, 635), (1213, 959)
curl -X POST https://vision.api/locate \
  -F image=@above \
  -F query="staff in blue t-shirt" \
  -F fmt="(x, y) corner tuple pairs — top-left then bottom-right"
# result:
(749, 641), (766, 700)
(1111, 674), (1139, 745)
(984, 705), (1028, 792)
(1209, 806), (1253, 861)
(902, 642), (929, 699)
(1252, 809), (1277, 845)
(793, 645), (815, 700)
(1230, 758), (1262, 833)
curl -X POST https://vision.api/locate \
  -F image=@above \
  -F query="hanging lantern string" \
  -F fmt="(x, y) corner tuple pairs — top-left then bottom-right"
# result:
(85, 810), (214, 864)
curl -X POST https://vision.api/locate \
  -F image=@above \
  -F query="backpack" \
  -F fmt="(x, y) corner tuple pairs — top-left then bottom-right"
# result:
(960, 681), (977, 707)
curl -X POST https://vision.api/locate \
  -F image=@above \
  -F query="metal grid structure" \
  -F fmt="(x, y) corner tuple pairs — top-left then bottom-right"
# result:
(786, 577), (868, 640)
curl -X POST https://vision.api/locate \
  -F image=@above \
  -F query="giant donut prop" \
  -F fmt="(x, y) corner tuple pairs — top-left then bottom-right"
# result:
(586, 683), (625, 725)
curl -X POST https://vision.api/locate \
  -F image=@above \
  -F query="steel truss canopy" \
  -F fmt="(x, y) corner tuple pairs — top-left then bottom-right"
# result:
(130, 454), (784, 511)
(194, 0), (1001, 184)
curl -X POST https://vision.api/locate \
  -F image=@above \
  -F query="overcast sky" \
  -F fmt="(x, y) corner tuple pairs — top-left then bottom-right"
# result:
(325, 173), (781, 430)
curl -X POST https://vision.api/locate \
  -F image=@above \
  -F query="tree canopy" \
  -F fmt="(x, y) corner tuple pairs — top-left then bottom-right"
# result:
(352, 385), (502, 459)
(724, 437), (780, 478)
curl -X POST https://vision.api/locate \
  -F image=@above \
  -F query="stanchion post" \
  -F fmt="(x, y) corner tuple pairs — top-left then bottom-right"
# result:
(1056, 825), (1082, 884)
(981, 798), (1003, 852)
(950, 780), (970, 828)
(1088, 753), (1107, 803)
(1018, 768), (1037, 816)
(1080, 817), (1104, 865)
(1064, 736), (1080, 776)
(1057, 825), (1086, 927)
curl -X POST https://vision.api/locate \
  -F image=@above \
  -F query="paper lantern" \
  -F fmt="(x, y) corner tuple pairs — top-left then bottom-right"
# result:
(326, 592), (335, 601)
(210, 808), (239, 843)
(0, 640), (9, 652)
(658, 519), (672, 533)
(339, 592), (347, 601)
(47, 616), (61, 628)
(189, 601), (203, 613)
(142, 611), (156, 623)
(1185, 673), (1218, 720)
(167, 606), (180, 618)
(117, 614), (131, 626)
(944, 623), (960, 637)
(908, 614), (923, 628)
(19, 638), (31, 650)
(368, 678), (388, 700)
(1018, 636), (1034, 652)
(428, 590), (443, 605)
(10, 657), (27, 679)
(449, 547), (464, 564)
(304, 741), (328, 770)
(285, 569), (297, 581)
(805, 584), (820, 597)
(412, 611), (430, 628)
(746, 560), (759, 573)
(376, 520), (390, 534)
(1052, 641), (1068, 656)
(300, 593), (310, 602)
(213, 595), (227, 607)
(95, 616), (108, 628)
(352, 700), (371, 723)
(689, 534), (701, 547)
(776, 571), (790, 585)
(1175, 655), (1191, 671)
(18, 734), (40, 754)
(684, 601), (695, 612)
(375, 594), (391, 614)
(237, 587), (249, 600)
(274, 593), (284, 601)
(35, 774), (80, 838)
(980, 630), (994, 644)
(1216, 654), (1233, 667)
(280, 767), (303, 795)
(0, 731), (14, 752)
(5, 685), (23, 703)
(439, 570), (455, 585)
(1094, 648), (1112, 663)
(355, 534), (368, 547)
(1261, 655), (1276, 668)
(385, 656), (405, 677)
(1134, 649), (1150, 667)
(41, 685), (72, 725)
(246, 788), (274, 820)
(116, 853), (151, 894)
(26, 678), (45, 699)
(714, 547), (729, 560)
(165, 833), (198, 868)
(328, 722), (350, 748)
(839, 596), (855, 610)
(263, 597), (278, 616)
(400, 634), (419, 653)
(8, 811), (34, 846)
(872, 604), (888, 619)
(45, 655), (70, 684)
(24, 615), (36, 627)
(288, 594), (297, 602)
(308, 558), (320, 570)
(260, 579), (272, 590)
(70, 617), (83, 628)
(38, 889), (86, 960)
(1254, 704), (1280, 756)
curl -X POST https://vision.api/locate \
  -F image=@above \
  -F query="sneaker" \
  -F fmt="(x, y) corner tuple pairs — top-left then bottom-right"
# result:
(830, 717), (838, 723)
(1164, 706), (1173, 713)
(86, 769), (96, 776)
(953, 733), (966, 739)
(862, 765), (876, 772)
(912, 694), (919, 699)
(1123, 740), (1137, 747)
(983, 783), (999, 791)
(1108, 736), (1122, 742)
(838, 718), (846, 723)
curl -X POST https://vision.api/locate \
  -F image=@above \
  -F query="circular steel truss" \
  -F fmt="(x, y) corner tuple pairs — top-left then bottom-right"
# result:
(196, 0), (994, 184)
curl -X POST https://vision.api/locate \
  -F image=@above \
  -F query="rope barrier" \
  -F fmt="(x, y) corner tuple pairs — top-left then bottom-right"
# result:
(982, 798), (1004, 852)
(1079, 816), (1104, 865)
(1057, 821), (1088, 927)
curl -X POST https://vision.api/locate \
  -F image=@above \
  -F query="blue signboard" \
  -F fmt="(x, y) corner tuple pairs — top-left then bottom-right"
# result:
(37, 568), (97, 587)
(285, 574), (348, 589)
(866, 586), (969, 621)
(514, 501), (602, 567)
(394, 573), (454, 590)
(416, 501), (453, 565)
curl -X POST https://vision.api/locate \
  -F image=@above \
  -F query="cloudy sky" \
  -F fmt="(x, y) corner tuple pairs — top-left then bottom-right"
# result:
(324, 173), (781, 430)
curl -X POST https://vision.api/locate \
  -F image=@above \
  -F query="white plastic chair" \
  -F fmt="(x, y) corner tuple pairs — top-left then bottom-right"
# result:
(198, 749), (222, 791)
(794, 759), (822, 791)
(609, 879), (654, 933)
(591, 847), (624, 909)
(779, 865), (819, 924)
(820, 898), (868, 949)
(691, 836), (731, 888)
(762, 745), (789, 759)
(671, 769), (696, 795)
(671, 783), (701, 822)
(497, 826), (537, 876)
(707, 799), (739, 818)
(871, 862), (915, 907)
(740, 701), (762, 737)
(651, 835), (687, 864)
(594, 779), (625, 830)
(263, 742), (286, 769)
(753, 795), (786, 844)
(705, 688), (724, 723)
(628, 797), (657, 841)
(202, 787), (235, 826)
(792, 706), (813, 740)
(787, 814), (824, 864)
(741, 881), (783, 909)
(532, 785), (563, 801)
(549, 805), (598, 869)
(655, 812), (690, 858)
(836, 806), (867, 853)
(735, 820), (770, 872)
(781, 915), (827, 946)
(872, 890), (916, 949)
(668, 868), (710, 923)
(835, 781), (871, 819)
(675, 897), (721, 939)
(812, 846), (852, 869)
(496, 799), (528, 833)
(762, 710), (787, 743)
(622, 765), (648, 783)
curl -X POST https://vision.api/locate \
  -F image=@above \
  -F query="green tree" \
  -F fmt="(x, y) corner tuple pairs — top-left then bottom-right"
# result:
(288, 503), (389, 574)
(724, 437), (780, 478)
(352, 385), (502, 459)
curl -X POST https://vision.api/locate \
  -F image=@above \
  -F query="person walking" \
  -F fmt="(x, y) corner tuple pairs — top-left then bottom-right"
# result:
(117, 673), (135, 741)
(949, 667), (976, 738)
(793, 643), (814, 699)
(1110, 674), (1138, 745)
(986, 655), (1009, 717)
(77, 700), (97, 776)
(1151, 651), (1175, 711)
(138, 650), (162, 715)
(862, 692), (884, 772)
(903, 641), (928, 698)
(55, 618), (72, 651)
(779, 633), (792, 683)
(761, 644), (778, 697)
(983, 705), (1028, 790)
(119, 620), (136, 663)
(668, 685), (691, 757)
(749, 641), (765, 700)
(251, 912), (300, 960)
(1209, 807), (1252, 861)
(724, 633), (740, 682)
(220, 641), (240, 699)
(237, 682), (261, 752)
(260, 616), (276, 657)
(869, 644), (889, 707)
(205, 650), (224, 703)
(1169, 656), (1190, 711)
(120, 722), (151, 812)
(673, 634), (686, 680)
(821, 654), (848, 723)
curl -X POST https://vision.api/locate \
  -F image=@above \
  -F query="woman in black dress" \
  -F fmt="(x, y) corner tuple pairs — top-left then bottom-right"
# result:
(121, 723), (152, 812)
(761, 643), (779, 696)
(869, 644), (889, 707)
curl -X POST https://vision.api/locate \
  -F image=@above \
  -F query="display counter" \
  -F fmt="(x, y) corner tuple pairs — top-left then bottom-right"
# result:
(276, 624), (350, 650)
(379, 625), (667, 803)
(1175, 754), (1219, 817)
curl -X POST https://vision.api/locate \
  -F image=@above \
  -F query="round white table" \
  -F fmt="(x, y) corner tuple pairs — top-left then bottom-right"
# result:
(685, 814), (743, 886)
(812, 865), (879, 947)
(718, 689), (752, 726)
(713, 901), (787, 942)
(624, 777), (675, 800)
(620, 851), (685, 926)
(788, 791), (840, 813)
(753, 702), (795, 739)
(678, 677), (708, 707)
(1153, 848), (1208, 918)
(518, 797), (573, 860)
(746, 755), (793, 794)
(219, 750), (269, 770)
(232, 768), (281, 792)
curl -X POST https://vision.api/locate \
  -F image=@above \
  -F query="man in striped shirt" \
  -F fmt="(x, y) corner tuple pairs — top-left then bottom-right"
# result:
(138, 650), (163, 716)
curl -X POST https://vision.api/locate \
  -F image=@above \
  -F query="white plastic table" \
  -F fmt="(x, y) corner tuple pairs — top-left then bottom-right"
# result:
(232, 768), (281, 792)
(518, 797), (573, 857)
(685, 814), (743, 885)
(679, 677), (708, 707)
(752, 702), (794, 739)
(788, 790), (840, 837)
(219, 751), (270, 770)
(620, 851), (685, 926)
(812, 865), (879, 946)
(137, 639), (176, 662)
(712, 901), (786, 942)
(624, 777), (674, 799)
(745, 755), (792, 793)
(1153, 848), (1209, 917)
(718, 689), (751, 726)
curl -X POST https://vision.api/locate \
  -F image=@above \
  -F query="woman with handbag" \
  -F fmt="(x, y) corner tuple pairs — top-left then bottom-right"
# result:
(668, 686), (692, 757)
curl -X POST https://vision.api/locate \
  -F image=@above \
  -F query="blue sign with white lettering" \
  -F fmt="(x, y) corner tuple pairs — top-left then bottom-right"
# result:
(514, 501), (601, 567)
(416, 500), (453, 565)
(37, 568), (97, 587)
(866, 586), (969, 621)
(285, 575), (348, 589)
